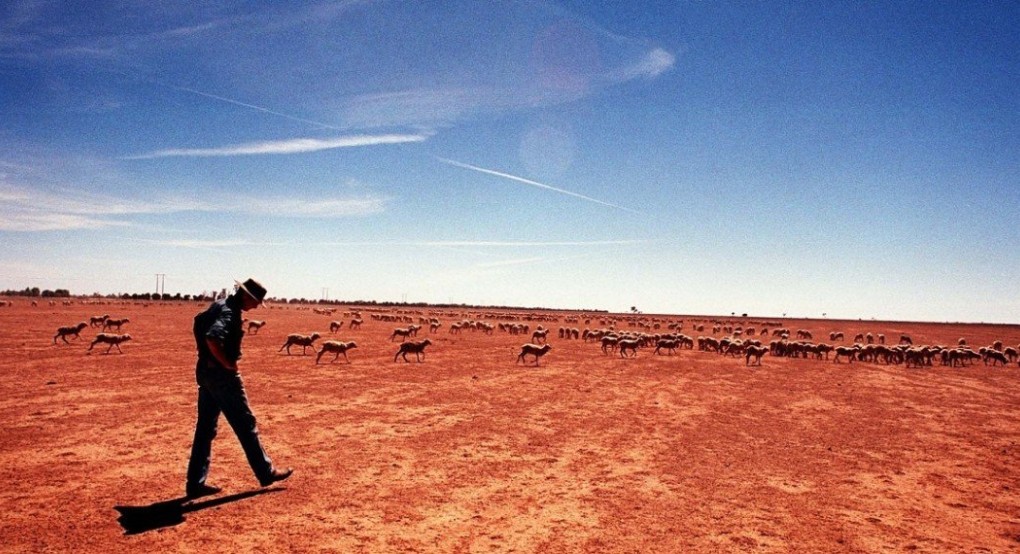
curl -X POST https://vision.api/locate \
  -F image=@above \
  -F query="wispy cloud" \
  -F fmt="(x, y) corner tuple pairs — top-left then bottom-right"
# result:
(125, 134), (429, 160)
(437, 157), (642, 214)
(616, 48), (676, 81)
(0, 182), (389, 232)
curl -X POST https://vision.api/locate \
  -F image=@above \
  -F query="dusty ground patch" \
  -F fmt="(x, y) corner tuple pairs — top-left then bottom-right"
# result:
(1, 301), (1019, 552)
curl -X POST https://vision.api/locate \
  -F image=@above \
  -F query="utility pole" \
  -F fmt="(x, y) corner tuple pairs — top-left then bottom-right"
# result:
(155, 273), (166, 298)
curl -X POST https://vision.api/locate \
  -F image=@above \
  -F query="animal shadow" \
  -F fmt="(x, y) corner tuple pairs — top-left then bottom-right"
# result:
(114, 488), (282, 535)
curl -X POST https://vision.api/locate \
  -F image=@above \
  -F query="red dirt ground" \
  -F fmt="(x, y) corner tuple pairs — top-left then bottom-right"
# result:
(1, 300), (1019, 552)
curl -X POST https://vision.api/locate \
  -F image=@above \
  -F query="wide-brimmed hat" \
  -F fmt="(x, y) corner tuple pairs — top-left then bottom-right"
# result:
(235, 278), (267, 304)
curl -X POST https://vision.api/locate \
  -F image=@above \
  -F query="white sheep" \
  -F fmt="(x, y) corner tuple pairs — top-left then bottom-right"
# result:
(316, 340), (357, 364)
(654, 339), (679, 355)
(516, 343), (552, 366)
(102, 317), (130, 331)
(618, 338), (640, 358)
(54, 322), (88, 344)
(329, 320), (344, 334)
(89, 315), (109, 328)
(531, 328), (549, 344)
(394, 339), (432, 363)
(247, 320), (267, 334)
(390, 327), (413, 342)
(88, 333), (132, 354)
(745, 344), (769, 366)
(279, 332), (321, 355)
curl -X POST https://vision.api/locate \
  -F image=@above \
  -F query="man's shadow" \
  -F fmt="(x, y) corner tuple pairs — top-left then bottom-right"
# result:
(114, 488), (283, 535)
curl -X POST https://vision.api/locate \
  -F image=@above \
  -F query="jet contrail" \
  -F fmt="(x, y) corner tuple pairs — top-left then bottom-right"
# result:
(169, 84), (346, 131)
(436, 157), (642, 214)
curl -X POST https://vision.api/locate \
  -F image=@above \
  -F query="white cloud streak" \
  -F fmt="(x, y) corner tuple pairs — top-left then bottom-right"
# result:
(0, 183), (389, 232)
(125, 134), (429, 159)
(122, 238), (648, 249)
(436, 157), (642, 214)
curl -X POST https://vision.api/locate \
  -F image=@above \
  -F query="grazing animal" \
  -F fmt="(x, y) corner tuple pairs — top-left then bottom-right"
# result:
(395, 339), (432, 363)
(102, 317), (130, 331)
(618, 339), (640, 358)
(745, 345), (769, 366)
(316, 340), (357, 364)
(390, 328), (413, 342)
(279, 333), (321, 355)
(531, 328), (549, 344)
(89, 315), (109, 328)
(247, 320), (267, 334)
(829, 331), (844, 341)
(516, 343), (552, 366)
(349, 318), (363, 330)
(985, 350), (1009, 366)
(654, 339), (679, 355)
(54, 322), (88, 344)
(600, 335), (620, 354)
(329, 321), (344, 334)
(833, 346), (858, 363)
(88, 333), (132, 354)
(853, 333), (865, 343)
(899, 334), (912, 345)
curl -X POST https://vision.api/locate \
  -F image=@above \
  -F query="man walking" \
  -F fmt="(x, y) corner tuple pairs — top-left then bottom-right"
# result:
(186, 278), (292, 498)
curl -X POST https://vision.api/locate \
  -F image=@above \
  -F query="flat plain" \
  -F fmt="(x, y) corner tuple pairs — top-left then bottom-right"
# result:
(1, 300), (1019, 552)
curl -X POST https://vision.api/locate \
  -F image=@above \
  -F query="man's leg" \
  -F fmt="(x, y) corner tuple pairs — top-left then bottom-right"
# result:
(210, 374), (275, 483)
(186, 384), (221, 489)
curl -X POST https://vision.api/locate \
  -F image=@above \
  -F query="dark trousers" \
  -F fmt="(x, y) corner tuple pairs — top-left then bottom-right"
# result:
(186, 365), (273, 486)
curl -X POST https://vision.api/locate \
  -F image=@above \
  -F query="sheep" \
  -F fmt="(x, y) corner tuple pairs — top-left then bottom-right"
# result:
(429, 321), (442, 333)
(877, 334), (886, 344)
(279, 333), (321, 355)
(600, 335), (620, 354)
(985, 350), (1009, 366)
(54, 322), (88, 344)
(745, 344), (769, 366)
(390, 328), (413, 342)
(833, 346), (858, 363)
(654, 339), (679, 355)
(866, 332), (874, 344)
(247, 320), (267, 334)
(102, 317), (130, 331)
(992, 340), (1004, 351)
(958, 338), (967, 346)
(904, 348), (927, 368)
(796, 329), (812, 339)
(516, 343), (552, 366)
(349, 318), (363, 330)
(394, 339), (432, 363)
(316, 340), (357, 364)
(899, 334), (912, 345)
(88, 333), (132, 354)
(329, 320), (344, 334)
(531, 328), (549, 344)
(853, 333), (865, 343)
(829, 331), (844, 341)
(407, 324), (422, 337)
(89, 315), (109, 328)
(618, 338), (640, 358)
(1003, 347), (1018, 363)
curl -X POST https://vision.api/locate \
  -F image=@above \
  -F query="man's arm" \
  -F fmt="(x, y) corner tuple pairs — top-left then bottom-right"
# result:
(206, 337), (238, 372)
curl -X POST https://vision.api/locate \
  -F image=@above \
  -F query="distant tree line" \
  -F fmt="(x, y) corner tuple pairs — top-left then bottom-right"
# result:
(1, 287), (606, 313)
(1, 287), (71, 298)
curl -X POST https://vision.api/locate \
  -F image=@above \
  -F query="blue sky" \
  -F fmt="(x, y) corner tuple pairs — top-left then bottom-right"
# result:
(1, 1), (1018, 322)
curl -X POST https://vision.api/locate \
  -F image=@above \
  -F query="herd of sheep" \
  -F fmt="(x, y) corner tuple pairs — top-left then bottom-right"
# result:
(42, 304), (1020, 371)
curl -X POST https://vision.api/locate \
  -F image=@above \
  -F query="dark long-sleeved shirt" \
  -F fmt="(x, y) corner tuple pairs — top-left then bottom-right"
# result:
(193, 295), (244, 367)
